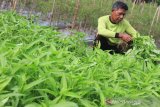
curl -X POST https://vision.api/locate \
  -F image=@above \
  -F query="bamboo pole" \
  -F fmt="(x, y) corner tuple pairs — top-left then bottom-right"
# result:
(29, 0), (34, 19)
(83, 15), (87, 32)
(156, 6), (160, 23)
(71, 0), (80, 29)
(149, 7), (159, 35)
(49, 0), (56, 26)
(11, 0), (18, 11)
(149, 1), (152, 17)
(131, 0), (136, 15)
(140, 1), (145, 13)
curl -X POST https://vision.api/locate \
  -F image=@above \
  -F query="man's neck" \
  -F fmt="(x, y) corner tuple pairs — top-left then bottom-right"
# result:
(109, 16), (116, 24)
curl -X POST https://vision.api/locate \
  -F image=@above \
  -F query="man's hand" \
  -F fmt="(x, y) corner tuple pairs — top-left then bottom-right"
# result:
(118, 33), (132, 42)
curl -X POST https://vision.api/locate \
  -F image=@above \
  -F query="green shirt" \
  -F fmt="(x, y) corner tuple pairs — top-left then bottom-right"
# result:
(98, 15), (139, 43)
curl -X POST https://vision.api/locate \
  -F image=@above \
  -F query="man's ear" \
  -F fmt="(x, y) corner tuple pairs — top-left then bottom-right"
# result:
(112, 8), (117, 12)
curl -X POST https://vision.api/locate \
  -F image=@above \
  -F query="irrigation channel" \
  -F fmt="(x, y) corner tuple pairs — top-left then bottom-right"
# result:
(37, 19), (96, 47)
(0, 10), (96, 47)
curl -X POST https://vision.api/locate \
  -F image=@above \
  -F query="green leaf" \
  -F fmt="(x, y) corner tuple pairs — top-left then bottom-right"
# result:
(25, 103), (41, 107)
(0, 77), (12, 91)
(52, 101), (78, 107)
(123, 71), (131, 83)
(60, 74), (68, 94)
(0, 97), (9, 107)
(63, 92), (81, 98)
(94, 82), (105, 106)
(80, 99), (96, 107)
(23, 78), (46, 91)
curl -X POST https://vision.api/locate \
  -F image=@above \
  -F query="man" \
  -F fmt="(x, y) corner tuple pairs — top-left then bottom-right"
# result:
(95, 1), (139, 54)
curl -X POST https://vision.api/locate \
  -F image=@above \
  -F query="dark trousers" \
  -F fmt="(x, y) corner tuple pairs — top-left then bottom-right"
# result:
(93, 35), (132, 54)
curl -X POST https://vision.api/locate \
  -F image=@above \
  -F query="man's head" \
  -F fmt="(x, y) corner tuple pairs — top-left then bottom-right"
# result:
(111, 1), (128, 23)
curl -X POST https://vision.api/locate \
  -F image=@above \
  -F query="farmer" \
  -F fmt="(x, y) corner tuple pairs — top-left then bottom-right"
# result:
(95, 1), (139, 54)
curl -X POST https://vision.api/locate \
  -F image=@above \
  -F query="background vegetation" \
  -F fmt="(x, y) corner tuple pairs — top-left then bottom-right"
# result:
(0, 0), (160, 40)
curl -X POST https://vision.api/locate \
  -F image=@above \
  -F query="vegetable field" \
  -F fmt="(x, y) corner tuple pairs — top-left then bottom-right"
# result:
(0, 12), (160, 107)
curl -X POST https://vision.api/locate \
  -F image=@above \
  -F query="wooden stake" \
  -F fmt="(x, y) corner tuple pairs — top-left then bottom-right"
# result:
(140, 1), (145, 14)
(50, 0), (56, 26)
(131, 0), (136, 15)
(156, 6), (160, 23)
(149, 7), (159, 35)
(11, 0), (18, 11)
(71, 0), (80, 29)
(29, 0), (34, 19)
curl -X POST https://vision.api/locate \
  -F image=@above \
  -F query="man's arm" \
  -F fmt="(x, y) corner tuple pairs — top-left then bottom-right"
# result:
(125, 21), (140, 38)
(98, 17), (132, 42)
(117, 20), (140, 42)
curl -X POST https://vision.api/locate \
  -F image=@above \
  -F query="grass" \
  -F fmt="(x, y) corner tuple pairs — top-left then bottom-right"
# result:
(0, 11), (160, 107)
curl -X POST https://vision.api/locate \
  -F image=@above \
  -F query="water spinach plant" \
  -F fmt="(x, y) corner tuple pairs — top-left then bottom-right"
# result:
(0, 11), (160, 107)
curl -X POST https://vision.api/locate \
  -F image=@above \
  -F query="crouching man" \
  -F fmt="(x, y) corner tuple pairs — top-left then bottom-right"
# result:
(95, 1), (139, 54)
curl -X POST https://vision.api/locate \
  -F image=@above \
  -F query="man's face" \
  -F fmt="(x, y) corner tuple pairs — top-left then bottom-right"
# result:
(111, 8), (126, 23)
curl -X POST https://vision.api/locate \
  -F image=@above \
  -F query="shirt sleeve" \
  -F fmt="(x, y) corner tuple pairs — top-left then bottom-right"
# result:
(98, 17), (116, 38)
(125, 21), (140, 38)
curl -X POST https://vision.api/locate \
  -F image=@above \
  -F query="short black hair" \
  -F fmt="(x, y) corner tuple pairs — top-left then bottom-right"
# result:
(112, 1), (128, 11)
